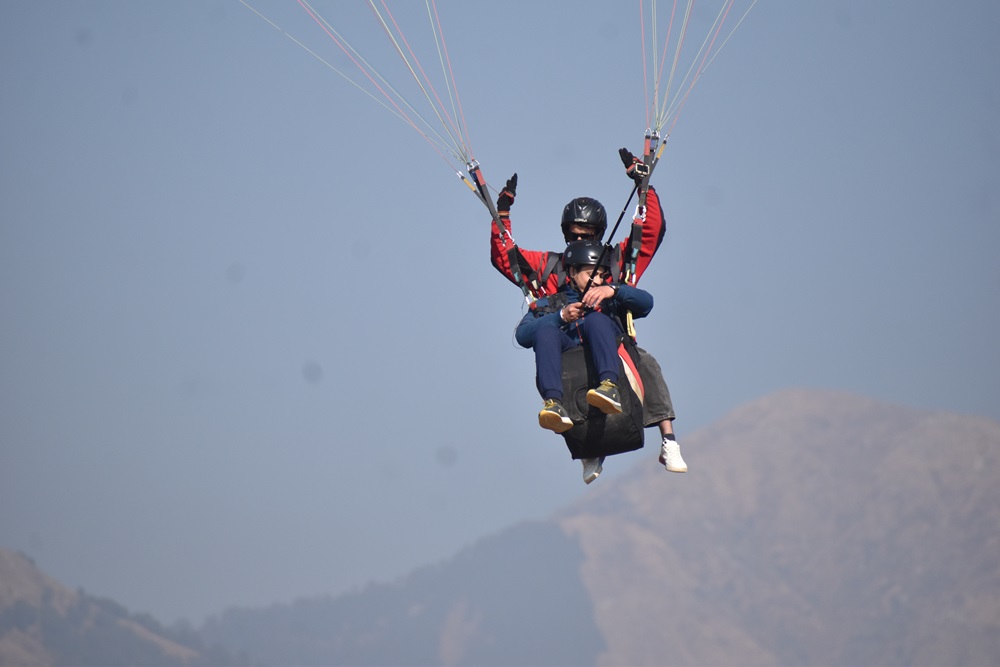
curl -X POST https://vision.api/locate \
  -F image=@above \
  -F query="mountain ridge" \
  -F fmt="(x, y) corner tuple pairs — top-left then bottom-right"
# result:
(0, 549), (247, 666)
(197, 388), (1000, 665)
(557, 387), (1000, 665)
(4, 388), (998, 666)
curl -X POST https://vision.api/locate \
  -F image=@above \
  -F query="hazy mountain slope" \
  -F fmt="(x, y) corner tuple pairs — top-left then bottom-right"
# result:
(7, 389), (998, 666)
(0, 549), (246, 667)
(201, 520), (602, 666)
(202, 388), (1000, 666)
(561, 388), (1000, 666)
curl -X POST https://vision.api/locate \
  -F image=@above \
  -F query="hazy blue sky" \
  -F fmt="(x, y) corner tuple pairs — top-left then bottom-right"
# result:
(2, 1), (998, 624)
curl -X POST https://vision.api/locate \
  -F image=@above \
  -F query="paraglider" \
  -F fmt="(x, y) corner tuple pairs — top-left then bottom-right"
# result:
(236, 0), (758, 482)
(490, 146), (688, 482)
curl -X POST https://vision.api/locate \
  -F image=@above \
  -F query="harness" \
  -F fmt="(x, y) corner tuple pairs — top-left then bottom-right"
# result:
(528, 291), (570, 317)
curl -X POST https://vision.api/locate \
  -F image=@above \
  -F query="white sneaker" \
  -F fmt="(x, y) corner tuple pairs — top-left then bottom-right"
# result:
(659, 439), (688, 473)
(582, 457), (604, 484)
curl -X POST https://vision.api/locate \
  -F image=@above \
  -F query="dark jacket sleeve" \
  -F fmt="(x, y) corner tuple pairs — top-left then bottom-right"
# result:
(612, 284), (653, 319)
(515, 308), (563, 348)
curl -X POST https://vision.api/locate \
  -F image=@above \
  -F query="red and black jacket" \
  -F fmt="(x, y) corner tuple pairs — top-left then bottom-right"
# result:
(489, 186), (665, 298)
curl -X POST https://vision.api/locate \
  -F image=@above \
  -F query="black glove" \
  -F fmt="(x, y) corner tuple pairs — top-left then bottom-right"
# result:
(496, 173), (517, 215)
(619, 148), (648, 185)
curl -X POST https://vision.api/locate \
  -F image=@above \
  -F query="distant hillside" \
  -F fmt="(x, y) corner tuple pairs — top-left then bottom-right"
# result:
(560, 388), (1000, 665)
(0, 549), (247, 667)
(203, 520), (604, 666)
(6, 389), (999, 666)
(200, 388), (1000, 666)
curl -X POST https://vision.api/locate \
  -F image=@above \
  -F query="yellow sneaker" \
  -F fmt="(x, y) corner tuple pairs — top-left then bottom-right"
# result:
(586, 380), (622, 415)
(538, 399), (573, 433)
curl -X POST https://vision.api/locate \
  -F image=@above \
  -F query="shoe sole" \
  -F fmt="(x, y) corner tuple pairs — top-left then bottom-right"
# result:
(584, 466), (602, 484)
(586, 390), (622, 415)
(539, 412), (574, 434)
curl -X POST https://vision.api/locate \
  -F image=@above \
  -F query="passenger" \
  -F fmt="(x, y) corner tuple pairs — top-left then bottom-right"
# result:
(515, 241), (653, 484)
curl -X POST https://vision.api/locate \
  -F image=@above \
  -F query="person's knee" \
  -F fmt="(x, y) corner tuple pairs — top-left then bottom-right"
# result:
(535, 325), (562, 346)
(580, 311), (614, 335)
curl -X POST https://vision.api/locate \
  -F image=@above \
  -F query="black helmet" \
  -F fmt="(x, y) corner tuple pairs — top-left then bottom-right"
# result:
(561, 197), (607, 242)
(563, 240), (611, 272)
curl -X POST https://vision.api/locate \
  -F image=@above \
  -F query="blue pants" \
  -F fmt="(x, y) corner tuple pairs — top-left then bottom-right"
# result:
(534, 312), (620, 401)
